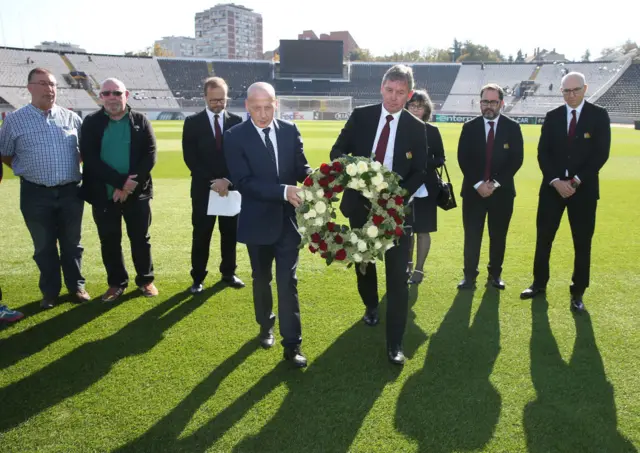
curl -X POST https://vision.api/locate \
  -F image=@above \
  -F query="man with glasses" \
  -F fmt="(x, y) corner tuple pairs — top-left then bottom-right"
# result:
(80, 78), (158, 302)
(457, 83), (524, 290)
(0, 68), (89, 309)
(182, 77), (244, 293)
(521, 72), (611, 313)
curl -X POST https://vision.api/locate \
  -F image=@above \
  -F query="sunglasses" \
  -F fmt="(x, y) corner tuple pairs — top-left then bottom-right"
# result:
(100, 90), (124, 97)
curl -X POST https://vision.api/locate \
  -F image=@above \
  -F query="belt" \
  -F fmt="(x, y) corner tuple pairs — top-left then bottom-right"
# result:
(21, 178), (79, 189)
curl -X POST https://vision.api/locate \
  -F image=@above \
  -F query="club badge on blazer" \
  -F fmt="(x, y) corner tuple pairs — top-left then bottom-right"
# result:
(406, 151), (413, 159)
(503, 143), (510, 149)
(584, 132), (591, 139)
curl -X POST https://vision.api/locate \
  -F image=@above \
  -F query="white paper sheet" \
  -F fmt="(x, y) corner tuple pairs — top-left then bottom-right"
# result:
(207, 190), (242, 216)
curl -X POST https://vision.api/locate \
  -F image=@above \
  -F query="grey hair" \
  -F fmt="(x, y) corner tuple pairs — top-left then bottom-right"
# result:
(100, 77), (127, 91)
(382, 64), (414, 92)
(247, 82), (276, 99)
(561, 71), (586, 87)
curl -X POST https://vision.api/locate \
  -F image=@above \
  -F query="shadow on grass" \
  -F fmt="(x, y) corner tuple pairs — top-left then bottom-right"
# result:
(0, 282), (226, 433)
(0, 291), (139, 370)
(395, 288), (502, 453)
(523, 298), (637, 453)
(117, 301), (404, 452)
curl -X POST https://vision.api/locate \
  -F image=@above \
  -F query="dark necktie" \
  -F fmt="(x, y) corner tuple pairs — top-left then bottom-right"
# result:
(262, 127), (277, 172)
(484, 121), (495, 181)
(374, 114), (394, 164)
(568, 109), (577, 145)
(214, 114), (222, 151)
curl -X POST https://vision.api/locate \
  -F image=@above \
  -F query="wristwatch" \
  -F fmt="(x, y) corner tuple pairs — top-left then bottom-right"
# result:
(569, 178), (579, 189)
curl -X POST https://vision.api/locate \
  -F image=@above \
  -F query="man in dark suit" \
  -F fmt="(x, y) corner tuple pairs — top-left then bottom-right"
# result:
(457, 83), (524, 291)
(329, 64), (427, 365)
(182, 77), (244, 293)
(521, 72), (611, 312)
(224, 82), (312, 368)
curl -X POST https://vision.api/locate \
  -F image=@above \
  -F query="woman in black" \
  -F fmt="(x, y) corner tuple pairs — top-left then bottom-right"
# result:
(406, 90), (446, 284)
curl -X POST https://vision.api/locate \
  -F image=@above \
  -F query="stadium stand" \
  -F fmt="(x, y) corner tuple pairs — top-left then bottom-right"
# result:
(0, 47), (73, 88)
(595, 64), (640, 117)
(212, 61), (272, 99)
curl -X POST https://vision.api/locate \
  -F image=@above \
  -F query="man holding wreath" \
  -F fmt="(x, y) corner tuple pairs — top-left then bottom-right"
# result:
(329, 64), (428, 365)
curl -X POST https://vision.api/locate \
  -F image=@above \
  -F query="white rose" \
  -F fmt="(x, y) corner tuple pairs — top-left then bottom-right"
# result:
(357, 240), (368, 252)
(347, 180), (358, 189)
(304, 190), (314, 200)
(362, 189), (374, 199)
(353, 253), (363, 263)
(316, 189), (325, 198)
(374, 240), (382, 249)
(307, 209), (317, 218)
(314, 218), (324, 226)
(356, 161), (369, 174)
(371, 161), (382, 172)
(350, 233), (359, 244)
(371, 174), (384, 186)
(314, 201), (327, 214)
(376, 182), (389, 192)
(386, 242), (395, 250)
(358, 179), (367, 189)
(298, 226), (307, 234)
(366, 225), (379, 238)
(346, 163), (358, 176)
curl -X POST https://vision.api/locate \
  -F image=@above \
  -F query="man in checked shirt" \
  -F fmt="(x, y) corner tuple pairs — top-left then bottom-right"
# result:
(0, 67), (90, 309)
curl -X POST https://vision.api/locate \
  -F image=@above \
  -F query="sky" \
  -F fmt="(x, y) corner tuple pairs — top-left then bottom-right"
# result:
(0, 0), (636, 61)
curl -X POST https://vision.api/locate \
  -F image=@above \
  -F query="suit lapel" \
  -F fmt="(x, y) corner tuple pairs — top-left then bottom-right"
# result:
(248, 120), (278, 176)
(274, 120), (285, 177)
(365, 104), (383, 157)
(201, 110), (215, 139)
(222, 111), (231, 132)
(392, 110), (410, 171)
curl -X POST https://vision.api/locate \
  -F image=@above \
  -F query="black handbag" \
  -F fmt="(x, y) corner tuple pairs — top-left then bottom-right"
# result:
(435, 163), (457, 210)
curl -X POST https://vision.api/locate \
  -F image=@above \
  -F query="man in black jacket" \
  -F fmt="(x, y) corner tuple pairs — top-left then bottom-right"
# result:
(457, 83), (524, 290)
(80, 78), (158, 302)
(521, 72), (611, 312)
(182, 77), (244, 293)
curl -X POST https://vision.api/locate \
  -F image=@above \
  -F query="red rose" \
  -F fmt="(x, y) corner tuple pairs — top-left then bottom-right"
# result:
(311, 233), (321, 243)
(333, 184), (344, 193)
(387, 208), (397, 217)
(335, 234), (344, 244)
(327, 222), (336, 232)
(321, 252), (328, 258)
(395, 196), (405, 205)
(308, 245), (317, 253)
(393, 214), (403, 225)
(332, 161), (343, 172)
(395, 226), (403, 236)
(385, 230), (394, 237)
(318, 178), (329, 187)
(378, 198), (388, 207)
(303, 177), (313, 187)
(319, 241), (328, 251)
(324, 191), (333, 199)
(327, 175), (336, 183)
(320, 163), (331, 175)
(335, 249), (347, 261)
(372, 215), (384, 226)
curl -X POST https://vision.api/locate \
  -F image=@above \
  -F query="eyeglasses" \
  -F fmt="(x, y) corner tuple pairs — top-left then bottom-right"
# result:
(100, 90), (124, 97)
(29, 81), (57, 87)
(407, 104), (425, 110)
(480, 100), (500, 107)
(561, 87), (584, 95)
(208, 98), (227, 104)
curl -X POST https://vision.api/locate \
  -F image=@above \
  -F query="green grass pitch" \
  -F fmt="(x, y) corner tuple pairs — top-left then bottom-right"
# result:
(0, 120), (638, 452)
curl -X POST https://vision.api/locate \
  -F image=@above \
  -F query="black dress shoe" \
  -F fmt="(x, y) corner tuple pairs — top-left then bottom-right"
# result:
(190, 283), (204, 294)
(457, 278), (476, 290)
(363, 307), (379, 326)
(283, 346), (307, 368)
(487, 276), (506, 290)
(520, 285), (545, 300)
(570, 295), (586, 313)
(222, 275), (245, 289)
(40, 298), (56, 309)
(387, 347), (406, 365)
(259, 327), (275, 349)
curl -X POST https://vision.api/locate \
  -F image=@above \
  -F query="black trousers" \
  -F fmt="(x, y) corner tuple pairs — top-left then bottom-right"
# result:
(246, 217), (302, 347)
(533, 186), (598, 295)
(190, 196), (238, 285)
(20, 179), (85, 298)
(349, 206), (410, 350)
(462, 190), (514, 279)
(92, 198), (154, 288)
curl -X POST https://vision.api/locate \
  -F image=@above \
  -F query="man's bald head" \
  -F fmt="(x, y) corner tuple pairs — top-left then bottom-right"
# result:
(560, 71), (587, 109)
(100, 77), (129, 118)
(246, 82), (277, 128)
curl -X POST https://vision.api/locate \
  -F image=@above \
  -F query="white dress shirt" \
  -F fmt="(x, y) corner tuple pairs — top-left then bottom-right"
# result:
(251, 119), (288, 200)
(206, 108), (224, 138)
(371, 106), (402, 172)
(550, 100), (585, 184)
(474, 115), (501, 189)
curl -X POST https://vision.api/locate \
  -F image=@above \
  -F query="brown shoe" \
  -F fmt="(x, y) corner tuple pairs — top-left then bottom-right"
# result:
(139, 283), (159, 297)
(75, 288), (91, 303)
(101, 286), (125, 302)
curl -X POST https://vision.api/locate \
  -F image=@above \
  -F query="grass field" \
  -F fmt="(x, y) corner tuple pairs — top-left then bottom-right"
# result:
(1, 120), (639, 452)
